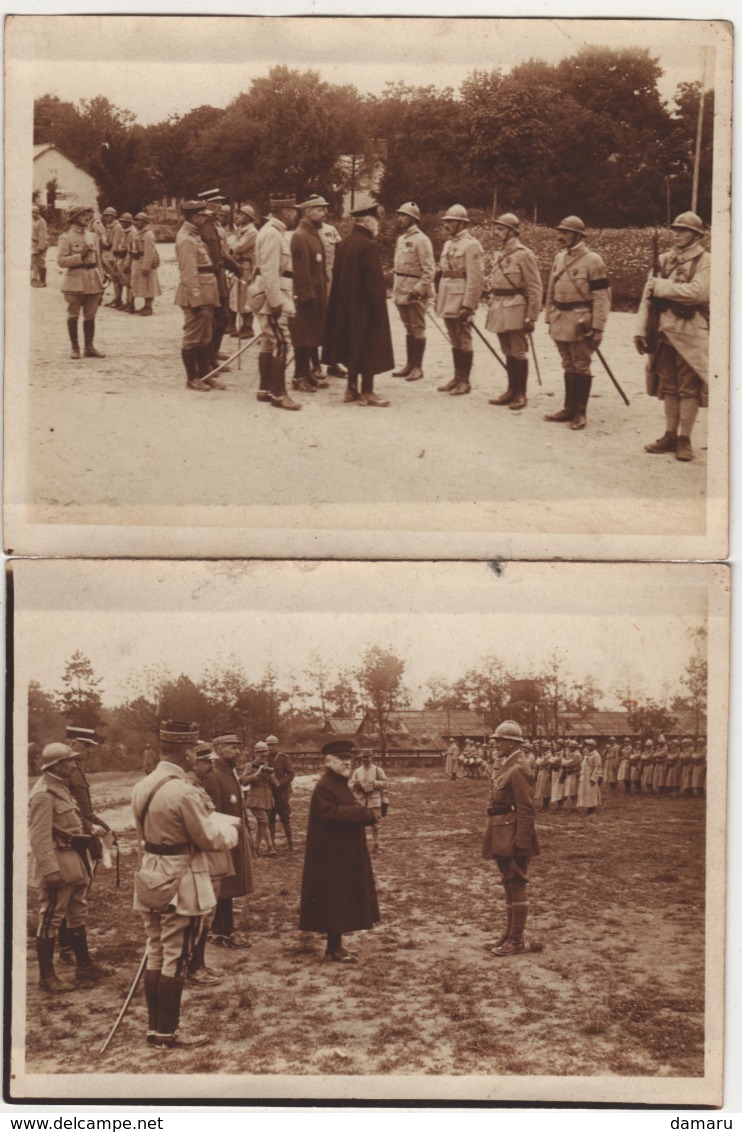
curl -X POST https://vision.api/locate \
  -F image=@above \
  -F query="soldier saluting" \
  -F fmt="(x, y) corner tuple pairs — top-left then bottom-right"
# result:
(436, 204), (485, 397)
(485, 213), (542, 411)
(544, 216), (611, 431)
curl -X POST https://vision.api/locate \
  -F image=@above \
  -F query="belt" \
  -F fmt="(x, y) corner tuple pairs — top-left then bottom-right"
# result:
(554, 299), (592, 310)
(281, 271), (294, 279)
(197, 266), (216, 274)
(113, 251), (127, 258)
(395, 272), (421, 278)
(131, 253), (142, 259)
(493, 288), (520, 296)
(442, 272), (465, 279)
(144, 841), (191, 856)
(489, 805), (515, 815)
(69, 263), (98, 269)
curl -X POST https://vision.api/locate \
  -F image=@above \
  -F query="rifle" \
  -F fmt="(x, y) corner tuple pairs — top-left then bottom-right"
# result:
(645, 226), (661, 354)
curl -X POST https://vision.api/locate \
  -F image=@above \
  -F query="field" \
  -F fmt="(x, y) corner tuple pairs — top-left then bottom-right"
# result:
(21, 767), (707, 1085)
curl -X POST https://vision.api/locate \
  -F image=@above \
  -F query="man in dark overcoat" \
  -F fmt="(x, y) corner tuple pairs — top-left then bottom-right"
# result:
(323, 204), (394, 406)
(290, 194), (330, 393)
(299, 739), (380, 962)
(204, 730), (254, 949)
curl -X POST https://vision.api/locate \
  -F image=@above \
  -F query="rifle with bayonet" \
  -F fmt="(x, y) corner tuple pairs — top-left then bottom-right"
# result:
(644, 226), (661, 354)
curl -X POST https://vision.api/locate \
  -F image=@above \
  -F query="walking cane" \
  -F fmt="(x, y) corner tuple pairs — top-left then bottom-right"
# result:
(527, 333), (543, 387)
(98, 951), (147, 1056)
(594, 346), (630, 407)
(200, 334), (259, 383)
(469, 321), (509, 373)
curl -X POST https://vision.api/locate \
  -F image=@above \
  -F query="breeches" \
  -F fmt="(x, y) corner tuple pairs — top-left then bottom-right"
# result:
(444, 317), (473, 352)
(31, 251), (47, 273)
(555, 338), (594, 376)
(181, 305), (214, 348)
(258, 309), (291, 361)
(140, 908), (204, 978)
(396, 301), (426, 338)
(497, 330), (528, 360)
(37, 881), (88, 938)
(270, 791), (292, 824)
(251, 807), (271, 832)
(655, 341), (703, 400)
(64, 293), (102, 319)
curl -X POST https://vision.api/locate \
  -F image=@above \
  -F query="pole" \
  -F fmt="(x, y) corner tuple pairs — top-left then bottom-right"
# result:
(99, 951), (147, 1056)
(594, 347), (630, 407)
(692, 47), (708, 214)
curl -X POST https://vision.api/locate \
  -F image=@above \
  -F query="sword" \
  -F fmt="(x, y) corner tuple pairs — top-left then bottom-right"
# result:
(200, 334), (259, 383)
(527, 333), (543, 386)
(469, 321), (508, 372)
(595, 346), (630, 407)
(425, 308), (450, 343)
(98, 951), (147, 1056)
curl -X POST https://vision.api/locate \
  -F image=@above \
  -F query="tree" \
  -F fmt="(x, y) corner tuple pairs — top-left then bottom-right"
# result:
(143, 106), (225, 200)
(423, 678), (470, 713)
(325, 668), (362, 719)
(28, 681), (65, 773)
(354, 646), (409, 763)
(305, 651), (332, 724)
(627, 699), (677, 742)
(679, 626), (708, 738)
(54, 651), (104, 730)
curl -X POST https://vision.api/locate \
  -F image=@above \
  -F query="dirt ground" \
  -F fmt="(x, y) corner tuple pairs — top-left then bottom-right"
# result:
(21, 767), (706, 1083)
(22, 245), (707, 536)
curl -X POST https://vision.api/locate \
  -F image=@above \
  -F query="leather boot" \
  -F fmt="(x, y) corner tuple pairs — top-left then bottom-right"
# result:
(39, 263), (47, 286)
(292, 347), (316, 392)
(344, 374), (360, 403)
(225, 310), (237, 335)
(393, 335), (414, 377)
(36, 938), (67, 994)
(151, 974), (209, 1048)
(198, 345), (226, 390)
(257, 353), (273, 402)
(489, 357), (515, 405)
(450, 351), (472, 395)
(270, 357), (301, 410)
(359, 373), (390, 407)
(570, 373), (591, 430)
(644, 432), (677, 454)
(144, 969), (161, 1042)
(68, 925), (115, 983)
(509, 358), (528, 410)
(438, 348), (461, 393)
(310, 348), (328, 385)
(68, 318), (81, 360)
(183, 348), (210, 391)
(545, 372), (576, 421)
(83, 320), (105, 358)
(405, 337), (425, 382)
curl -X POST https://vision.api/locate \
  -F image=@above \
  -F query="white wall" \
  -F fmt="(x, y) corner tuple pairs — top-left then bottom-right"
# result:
(33, 148), (99, 208)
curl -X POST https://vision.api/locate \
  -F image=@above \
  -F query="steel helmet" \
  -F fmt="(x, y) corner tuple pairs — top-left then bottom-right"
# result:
(494, 212), (520, 233)
(235, 204), (257, 223)
(265, 734), (279, 745)
(102, 206), (117, 217)
(442, 204), (470, 223)
(134, 211), (149, 221)
(396, 201), (421, 221)
(556, 215), (586, 234)
(491, 720), (524, 743)
(670, 211), (704, 235)
(68, 205), (94, 222)
(40, 742), (76, 770)
(120, 212), (133, 222)
(254, 740), (269, 753)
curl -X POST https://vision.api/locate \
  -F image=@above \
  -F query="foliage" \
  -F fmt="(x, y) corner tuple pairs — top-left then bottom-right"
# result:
(54, 651), (104, 730)
(354, 646), (410, 762)
(626, 699), (678, 742)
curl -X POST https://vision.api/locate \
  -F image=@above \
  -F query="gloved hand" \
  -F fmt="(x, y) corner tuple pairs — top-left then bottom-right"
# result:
(408, 291), (421, 302)
(633, 335), (649, 355)
(459, 306), (474, 323)
(587, 329), (603, 348)
(524, 318), (535, 334)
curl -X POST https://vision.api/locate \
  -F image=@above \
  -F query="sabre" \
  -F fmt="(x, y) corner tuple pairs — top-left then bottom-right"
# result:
(200, 334), (259, 383)
(527, 333), (543, 387)
(98, 951), (147, 1056)
(595, 346), (630, 407)
(425, 308), (450, 343)
(469, 321), (508, 373)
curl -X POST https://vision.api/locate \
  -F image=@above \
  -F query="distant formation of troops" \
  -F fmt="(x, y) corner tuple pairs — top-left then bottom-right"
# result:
(35, 192), (710, 459)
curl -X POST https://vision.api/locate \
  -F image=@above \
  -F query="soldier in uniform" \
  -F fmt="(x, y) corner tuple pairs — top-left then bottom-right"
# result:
(185, 743), (231, 987)
(130, 211), (162, 316)
(114, 212), (134, 311)
(57, 205), (106, 360)
(132, 721), (238, 1048)
(252, 194), (302, 410)
(196, 190), (242, 372)
(482, 721), (539, 957)
(290, 194), (330, 393)
(435, 204), (485, 396)
(204, 730), (254, 948)
(640, 739), (655, 792)
(323, 203), (395, 406)
(349, 749), (389, 854)
(635, 211), (710, 462)
(226, 204), (258, 340)
(391, 202), (435, 384)
(560, 739), (582, 810)
(31, 204), (48, 287)
(577, 739), (603, 815)
(174, 200), (222, 392)
(100, 208), (124, 308)
(544, 216), (611, 430)
(243, 740), (278, 857)
(485, 213), (542, 411)
(265, 733), (295, 852)
(29, 743), (115, 993)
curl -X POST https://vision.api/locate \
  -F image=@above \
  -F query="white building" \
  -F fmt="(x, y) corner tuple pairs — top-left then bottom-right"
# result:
(33, 144), (99, 210)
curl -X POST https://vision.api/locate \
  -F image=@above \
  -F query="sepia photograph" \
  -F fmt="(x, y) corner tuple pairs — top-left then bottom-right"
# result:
(2, 14), (732, 560)
(7, 558), (729, 1103)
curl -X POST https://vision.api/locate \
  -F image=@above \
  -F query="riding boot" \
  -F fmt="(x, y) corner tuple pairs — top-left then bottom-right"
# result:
(36, 938), (67, 993)
(509, 358), (528, 410)
(68, 924), (115, 983)
(438, 348), (461, 392)
(292, 347), (315, 392)
(570, 374), (592, 430)
(489, 357), (515, 405)
(83, 320), (105, 358)
(182, 347), (209, 391)
(270, 356), (301, 410)
(450, 350), (472, 395)
(39, 262), (47, 287)
(257, 353), (273, 402)
(545, 372), (576, 421)
(393, 335), (414, 377)
(68, 318), (81, 359)
(144, 969), (161, 1040)
(225, 309), (237, 335)
(197, 345), (226, 390)
(405, 337), (425, 381)
(151, 974), (210, 1047)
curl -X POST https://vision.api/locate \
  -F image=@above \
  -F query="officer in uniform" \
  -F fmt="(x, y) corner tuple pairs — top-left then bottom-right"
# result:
(252, 194), (301, 410)
(391, 202), (435, 383)
(114, 212), (134, 310)
(197, 190), (242, 371)
(635, 211), (710, 462)
(31, 204), (48, 287)
(290, 194), (330, 393)
(316, 216), (346, 378)
(175, 200), (222, 392)
(204, 731), (254, 948)
(100, 208), (124, 307)
(435, 204), (485, 396)
(483, 721), (539, 957)
(485, 213), (543, 411)
(227, 204), (258, 340)
(29, 743), (115, 993)
(130, 211), (162, 316)
(186, 743), (230, 987)
(132, 721), (238, 1048)
(544, 216), (611, 430)
(265, 733), (296, 852)
(57, 204), (106, 361)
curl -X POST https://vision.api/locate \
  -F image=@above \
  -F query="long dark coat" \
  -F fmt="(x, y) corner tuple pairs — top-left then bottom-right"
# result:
(322, 225), (394, 377)
(203, 759), (254, 899)
(290, 219), (327, 347)
(299, 769), (380, 935)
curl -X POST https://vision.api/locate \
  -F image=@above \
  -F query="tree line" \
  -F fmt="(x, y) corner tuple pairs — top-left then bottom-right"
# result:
(33, 46), (713, 227)
(27, 632), (707, 773)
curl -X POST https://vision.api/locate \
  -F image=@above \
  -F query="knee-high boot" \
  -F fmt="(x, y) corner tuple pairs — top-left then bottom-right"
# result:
(83, 320), (105, 359)
(490, 357), (515, 405)
(257, 353), (273, 402)
(509, 357), (528, 410)
(270, 356), (301, 410)
(144, 969), (161, 1042)
(67, 318), (81, 359)
(393, 335), (414, 377)
(545, 372), (576, 421)
(570, 373), (592, 430)
(438, 348), (461, 393)
(36, 938), (66, 994)
(450, 351), (472, 395)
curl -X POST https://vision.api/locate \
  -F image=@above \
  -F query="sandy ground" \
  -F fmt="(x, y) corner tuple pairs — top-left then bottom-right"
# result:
(21, 244), (707, 537)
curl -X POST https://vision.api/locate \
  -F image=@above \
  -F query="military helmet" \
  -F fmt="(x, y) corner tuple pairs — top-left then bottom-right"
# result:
(134, 211), (149, 222)
(442, 204), (470, 223)
(396, 201), (421, 221)
(670, 211), (704, 235)
(265, 734), (279, 745)
(102, 207), (118, 217)
(235, 204), (257, 223)
(556, 215), (586, 234)
(40, 742), (76, 770)
(491, 720), (524, 743)
(120, 212), (134, 222)
(68, 204), (94, 221)
(494, 212), (520, 233)
(254, 740), (269, 753)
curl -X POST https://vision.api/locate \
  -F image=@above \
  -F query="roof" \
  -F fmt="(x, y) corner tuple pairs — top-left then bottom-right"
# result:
(359, 709), (488, 749)
(560, 711), (636, 737)
(324, 717), (362, 735)
(34, 144), (57, 159)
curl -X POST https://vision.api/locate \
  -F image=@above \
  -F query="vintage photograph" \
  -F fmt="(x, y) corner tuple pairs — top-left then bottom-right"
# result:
(3, 15), (732, 560)
(7, 559), (728, 1103)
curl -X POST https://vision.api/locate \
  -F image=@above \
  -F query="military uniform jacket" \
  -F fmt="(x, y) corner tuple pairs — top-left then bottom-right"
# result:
(29, 773), (88, 888)
(130, 226), (162, 298)
(32, 215), (48, 253)
(349, 762), (388, 809)
(203, 759), (254, 899)
(112, 222), (129, 258)
(229, 223), (257, 280)
(545, 241), (611, 342)
(254, 217), (296, 317)
(132, 761), (234, 916)
(290, 218), (328, 347)
(485, 236), (542, 333)
(436, 230), (484, 319)
(57, 224), (104, 294)
(243, 760), (277, 810)
(175, 222), (218, 309)
(636, 242), (710, 394)
(392, 224), (435, 305)
(489, 751), (540, 856)
(318, 223), (341, 286)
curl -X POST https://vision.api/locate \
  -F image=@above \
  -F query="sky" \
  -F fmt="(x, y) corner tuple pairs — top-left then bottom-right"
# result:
(8, 14), (718, 126)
